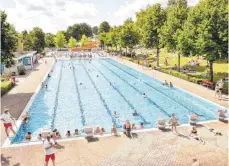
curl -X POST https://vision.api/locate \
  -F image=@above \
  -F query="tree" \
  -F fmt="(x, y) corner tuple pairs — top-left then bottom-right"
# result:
(54, 31), (67, 48)
(108, 26), (121, 50)
(98, 32), (106, 49)
(159, 0), (188, 71)
(136, 4), (166, 66)
(45, 33), (55, 48)
(80, 23), (92, 37)
(30, 27), (45, 52)
(80, 34), (88, 47)
(68, 36), (77, 48)
(177, 0), (228, 81)
(98, 21), (110, 34)
(92, 26), (98, 35)
(119, 21), (140, 56)
(21, 30), (33, 51)
(1, 11), (17, 67)
(66, 23), (92, 41)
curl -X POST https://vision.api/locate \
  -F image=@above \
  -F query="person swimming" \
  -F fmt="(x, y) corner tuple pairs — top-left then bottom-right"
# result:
(169, 82), (173, 88)
(132, 110), (138, 116)
(163, 80), (168, 86)
(143, 93), (147, 98)
(113, 111), (119, 118)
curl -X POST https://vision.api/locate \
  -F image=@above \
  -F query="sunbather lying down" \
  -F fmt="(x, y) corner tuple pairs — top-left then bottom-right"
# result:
(204, 125), (223, 136)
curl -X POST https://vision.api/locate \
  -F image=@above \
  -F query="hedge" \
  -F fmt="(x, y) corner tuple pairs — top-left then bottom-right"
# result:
(1, 81), (14, 96)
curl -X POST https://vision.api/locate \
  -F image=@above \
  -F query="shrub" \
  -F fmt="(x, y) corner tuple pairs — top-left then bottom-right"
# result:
(18, 65), (26, 75)
(1, 81), (14, 95)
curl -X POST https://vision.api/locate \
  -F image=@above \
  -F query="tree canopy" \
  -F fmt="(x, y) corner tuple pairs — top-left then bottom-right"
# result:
(54, 31), (67, 48)
(45, 33), (55, 48)
(98, 21), (110, 34)
(1, 11), (18, 67)
(92, 26), (98, 35)
(66, 23), (92, 41)
(68, 36), (77, 48)
(30, 27), (45, 52)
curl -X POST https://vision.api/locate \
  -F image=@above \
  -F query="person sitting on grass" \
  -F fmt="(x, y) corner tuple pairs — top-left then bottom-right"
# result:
(111, 124), (118, 136)
(189, 126), (205, 144)
(162, 80), (168, 86)
(94, 126), (101, 135)
(66, 130), (71, 137)
(74, 129), (80, 136)
(25, 132), (32, 141)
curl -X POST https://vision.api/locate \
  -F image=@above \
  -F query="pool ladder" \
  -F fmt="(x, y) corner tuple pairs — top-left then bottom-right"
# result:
(99, 60), (171, 117)
(71, 61), (86, 126)
(51, 61), (64, 130)
(81, 62), (122, 128)
(90, 62), (149, 124)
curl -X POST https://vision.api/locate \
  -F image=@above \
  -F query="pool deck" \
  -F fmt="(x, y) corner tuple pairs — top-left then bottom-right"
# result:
(1, 57), (54, 145)
(113, 57), (228, 108)
(1, 122), (228, 166)
(1, 56), (228, 166)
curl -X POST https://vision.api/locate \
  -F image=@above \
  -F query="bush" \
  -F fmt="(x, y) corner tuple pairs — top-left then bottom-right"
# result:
(1, 81), (14, 95)
(18, 65), (26, 75)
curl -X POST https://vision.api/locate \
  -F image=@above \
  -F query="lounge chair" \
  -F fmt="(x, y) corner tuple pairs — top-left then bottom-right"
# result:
(157, 119), (167, 130)
(84, 126), (93, 139)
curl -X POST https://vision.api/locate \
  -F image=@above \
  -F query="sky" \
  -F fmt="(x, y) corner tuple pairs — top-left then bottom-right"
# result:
(0, 0), (199, 33)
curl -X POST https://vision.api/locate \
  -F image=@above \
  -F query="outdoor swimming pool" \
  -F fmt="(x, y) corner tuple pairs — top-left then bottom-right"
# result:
(12, 54), (223, 143)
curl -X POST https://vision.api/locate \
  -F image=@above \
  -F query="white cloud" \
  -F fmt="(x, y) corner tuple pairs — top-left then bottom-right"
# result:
(2, 0), (98, 33)
(114, 0), (200, 25)
(114, 0), (167, 25)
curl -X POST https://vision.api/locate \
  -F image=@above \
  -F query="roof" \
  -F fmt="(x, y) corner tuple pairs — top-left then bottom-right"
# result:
(13, 51), (37, 59)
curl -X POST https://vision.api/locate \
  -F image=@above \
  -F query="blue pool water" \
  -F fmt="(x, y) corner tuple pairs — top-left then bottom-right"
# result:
(12, 56), (223, 143)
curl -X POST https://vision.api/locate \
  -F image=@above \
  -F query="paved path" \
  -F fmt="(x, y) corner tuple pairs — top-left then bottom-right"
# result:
(113, 57), (228, 108)
(1, 122), (228, 166)
(1, 58), (54, 145)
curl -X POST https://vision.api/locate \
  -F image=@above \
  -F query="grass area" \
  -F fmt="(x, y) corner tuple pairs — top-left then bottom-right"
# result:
(121, 48), (228, 94)
(1, 80), (14, 96)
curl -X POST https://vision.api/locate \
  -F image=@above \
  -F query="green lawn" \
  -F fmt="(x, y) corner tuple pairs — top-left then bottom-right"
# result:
(121, 48), (228, 93)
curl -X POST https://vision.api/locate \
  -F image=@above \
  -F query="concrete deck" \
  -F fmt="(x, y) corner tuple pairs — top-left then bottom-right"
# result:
(1, 58), (54, 145)
(1, 122), (228, 166)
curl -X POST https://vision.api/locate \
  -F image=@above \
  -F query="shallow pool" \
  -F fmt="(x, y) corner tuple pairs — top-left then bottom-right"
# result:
(12, 55), (223, 143)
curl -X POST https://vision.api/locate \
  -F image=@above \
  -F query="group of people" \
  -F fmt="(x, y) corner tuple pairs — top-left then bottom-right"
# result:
(162, 80), (173, 87)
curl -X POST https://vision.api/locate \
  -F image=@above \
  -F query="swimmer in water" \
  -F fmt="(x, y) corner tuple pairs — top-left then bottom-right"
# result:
(143, 93), (146, 98)
(113, 111), (119, 118)
(132, 110), (138, 116)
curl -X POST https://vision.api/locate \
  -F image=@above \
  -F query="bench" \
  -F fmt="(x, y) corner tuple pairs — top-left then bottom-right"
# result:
(202, 80), (214, 89)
